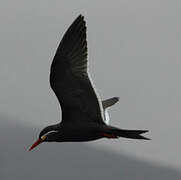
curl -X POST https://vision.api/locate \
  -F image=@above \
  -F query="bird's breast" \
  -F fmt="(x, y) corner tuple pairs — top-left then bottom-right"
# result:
(56, 123), (103, 142)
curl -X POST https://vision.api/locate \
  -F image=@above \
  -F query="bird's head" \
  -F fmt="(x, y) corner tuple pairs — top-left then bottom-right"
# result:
(29, 125), (59, 151)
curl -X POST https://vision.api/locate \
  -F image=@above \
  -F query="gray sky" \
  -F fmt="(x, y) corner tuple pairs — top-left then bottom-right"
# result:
(1, 117), (181, 180)
(0, 0), (181, 171)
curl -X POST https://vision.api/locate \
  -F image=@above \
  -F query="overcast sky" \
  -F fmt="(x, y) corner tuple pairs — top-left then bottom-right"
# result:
(0, 0), (181, 171)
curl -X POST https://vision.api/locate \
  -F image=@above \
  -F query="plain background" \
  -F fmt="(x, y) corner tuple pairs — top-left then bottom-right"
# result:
(0, 0), (181, 178)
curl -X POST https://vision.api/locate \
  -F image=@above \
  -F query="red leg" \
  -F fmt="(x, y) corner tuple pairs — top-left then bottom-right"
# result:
(103, 133), (118, 138)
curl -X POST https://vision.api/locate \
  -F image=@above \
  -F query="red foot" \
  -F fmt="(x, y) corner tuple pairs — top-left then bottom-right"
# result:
(103, 133), (118, 138)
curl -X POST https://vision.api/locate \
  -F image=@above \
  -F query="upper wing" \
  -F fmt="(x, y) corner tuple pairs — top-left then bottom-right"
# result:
(50, 15), (104, 124)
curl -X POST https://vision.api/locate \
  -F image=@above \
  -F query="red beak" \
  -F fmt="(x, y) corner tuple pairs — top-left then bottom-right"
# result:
(29, 139), (43, 151)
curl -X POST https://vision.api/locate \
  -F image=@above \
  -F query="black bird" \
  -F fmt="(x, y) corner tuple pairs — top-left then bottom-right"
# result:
(29, 15), (149, 151)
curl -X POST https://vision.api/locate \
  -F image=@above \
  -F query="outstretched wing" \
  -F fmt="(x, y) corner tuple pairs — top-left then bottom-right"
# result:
(50, 15), (104, 124)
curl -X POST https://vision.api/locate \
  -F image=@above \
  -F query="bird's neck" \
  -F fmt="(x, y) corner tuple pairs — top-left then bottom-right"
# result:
(48, 123), (60, 131)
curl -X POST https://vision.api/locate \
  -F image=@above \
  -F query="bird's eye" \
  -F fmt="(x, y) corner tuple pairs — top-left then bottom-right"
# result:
(41, 135), (46, 140)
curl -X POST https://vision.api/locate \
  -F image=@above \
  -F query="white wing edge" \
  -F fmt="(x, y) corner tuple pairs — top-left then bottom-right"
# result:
(87, 60), (104, 121)
(104, 108), (110, 124)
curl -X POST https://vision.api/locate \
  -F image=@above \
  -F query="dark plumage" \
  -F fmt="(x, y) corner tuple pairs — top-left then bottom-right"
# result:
(29, 15), (149, 151)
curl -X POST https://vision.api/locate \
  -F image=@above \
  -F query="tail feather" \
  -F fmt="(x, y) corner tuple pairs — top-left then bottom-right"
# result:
(113, 129), (150, 140)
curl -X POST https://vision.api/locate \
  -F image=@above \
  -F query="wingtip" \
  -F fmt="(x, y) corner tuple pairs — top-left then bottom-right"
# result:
(115, 97), (120, 102)
(73, 14), (85, 26)
(111, 97), (120, 104)
(77, 14), (84, 20)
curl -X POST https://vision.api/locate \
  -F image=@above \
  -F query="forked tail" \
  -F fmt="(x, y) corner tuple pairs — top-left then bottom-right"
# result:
(105, 128), (150, 140)
(116, 129), (150, 140)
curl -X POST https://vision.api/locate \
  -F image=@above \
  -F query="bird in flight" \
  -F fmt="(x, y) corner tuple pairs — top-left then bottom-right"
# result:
(29, 15), (149, 151)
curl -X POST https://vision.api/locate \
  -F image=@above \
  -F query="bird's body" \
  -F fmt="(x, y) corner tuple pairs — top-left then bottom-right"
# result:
(29, 15), (149, 151)
(48, 122), (103, 142)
